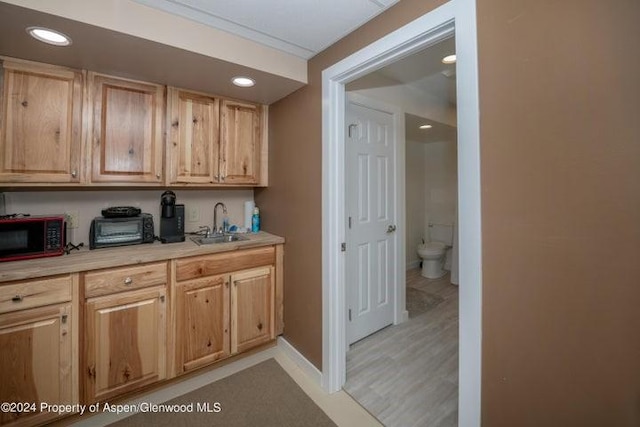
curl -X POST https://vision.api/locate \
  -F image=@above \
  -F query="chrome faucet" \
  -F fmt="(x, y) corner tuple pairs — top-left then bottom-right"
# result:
(213, 202), (227, 234)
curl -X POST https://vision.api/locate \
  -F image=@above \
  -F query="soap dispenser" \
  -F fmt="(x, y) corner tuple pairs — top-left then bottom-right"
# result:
(251, 207), (260, 233)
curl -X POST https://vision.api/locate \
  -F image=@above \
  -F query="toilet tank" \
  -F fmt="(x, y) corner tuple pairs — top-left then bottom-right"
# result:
(429, 222), (454, 246)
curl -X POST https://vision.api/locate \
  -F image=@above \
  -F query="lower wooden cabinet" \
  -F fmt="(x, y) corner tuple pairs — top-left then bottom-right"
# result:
(175, 274), (230, 373)
(84, 286), (166, 404)
(173, 247), (279, 376)
(0, 303), (73, 426)
(0, 244), (282, 424)
(231, 266), (275, 354)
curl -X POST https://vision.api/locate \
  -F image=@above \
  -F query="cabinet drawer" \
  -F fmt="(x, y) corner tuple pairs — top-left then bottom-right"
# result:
(175, 247), (275, 282)
(0, 275), (72, 314)
(84, 262), (167, 298)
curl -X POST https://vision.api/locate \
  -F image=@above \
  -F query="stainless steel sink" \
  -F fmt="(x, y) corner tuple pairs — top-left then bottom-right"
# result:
(191, 234), (249, 245)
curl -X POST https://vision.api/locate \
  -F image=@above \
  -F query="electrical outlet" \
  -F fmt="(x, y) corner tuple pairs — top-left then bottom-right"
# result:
(187, 207), (200, 222)
(65, 211), (79, 229)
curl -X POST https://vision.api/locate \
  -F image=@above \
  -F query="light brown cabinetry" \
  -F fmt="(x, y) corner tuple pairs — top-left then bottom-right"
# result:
(88, 73), (164, 184)
(0, 275), (76, 426)
(0, 58), (83, 184)
(167, 88), (266, 186)
(219, 100), (262, 185)
(175, 274), (230, 373)
(230, 266), (274, 354)
(82, 263), (167, 403)
(173, 246), (279, 375)
(167, 88), (220, 184)
(0, 241), (282, 424)
(0, 55), (269, 188)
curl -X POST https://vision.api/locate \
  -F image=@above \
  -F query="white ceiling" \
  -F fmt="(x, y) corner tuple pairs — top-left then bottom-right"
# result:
(132, 0), (400, 59)
(376, 36), (457, 107)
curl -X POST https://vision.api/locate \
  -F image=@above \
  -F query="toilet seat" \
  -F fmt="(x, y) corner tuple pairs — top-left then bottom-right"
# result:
(417, 241), (446, 257)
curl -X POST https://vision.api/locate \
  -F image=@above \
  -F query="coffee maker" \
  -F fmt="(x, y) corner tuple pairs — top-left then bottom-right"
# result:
(159, 191), (185, 243)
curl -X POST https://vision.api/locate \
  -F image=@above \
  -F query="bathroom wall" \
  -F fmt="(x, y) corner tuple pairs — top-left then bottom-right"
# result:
(406, 139), (427, 269)
(405, 137), (458, 270)
(3, 189), (253, 245)
(424, 139), (458, 234)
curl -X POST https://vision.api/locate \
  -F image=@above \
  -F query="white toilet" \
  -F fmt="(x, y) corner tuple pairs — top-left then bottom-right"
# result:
(417, 222), (455, 279)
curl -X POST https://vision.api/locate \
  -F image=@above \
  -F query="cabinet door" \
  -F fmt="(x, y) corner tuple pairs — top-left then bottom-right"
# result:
(167, 88), (220, 184)
(89, 73), (164, 183)
(0, 59), (83, 183)
(0, 303), (73, 426)
(175, 274), (230, 373)
(84, 287), (166, 403)
(231, 266), (274, 354)
(219, 100), (261, 185)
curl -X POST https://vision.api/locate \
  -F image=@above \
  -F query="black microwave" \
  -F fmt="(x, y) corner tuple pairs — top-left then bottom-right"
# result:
(90, 214), (155, 249)
(0, 215), (66, 262)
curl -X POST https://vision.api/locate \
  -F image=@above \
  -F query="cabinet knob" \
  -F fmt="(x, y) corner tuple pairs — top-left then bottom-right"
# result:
(156, 174), (161, 179)
(11, 295), (23, 303)
(71, 170), (77, 178)
(220, 175), (226, 182)
(214, 174), (220, 182)
(124, 277), (133, 286)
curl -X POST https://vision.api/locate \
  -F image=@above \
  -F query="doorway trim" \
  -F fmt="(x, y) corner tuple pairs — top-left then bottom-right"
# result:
(321, 0), (482, 426)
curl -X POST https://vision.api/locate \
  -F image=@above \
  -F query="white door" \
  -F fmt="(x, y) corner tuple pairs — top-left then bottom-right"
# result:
(346, 99), (397, 345)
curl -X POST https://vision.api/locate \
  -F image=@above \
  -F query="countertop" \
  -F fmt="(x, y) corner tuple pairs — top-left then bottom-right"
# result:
(0, 231), (284, 284)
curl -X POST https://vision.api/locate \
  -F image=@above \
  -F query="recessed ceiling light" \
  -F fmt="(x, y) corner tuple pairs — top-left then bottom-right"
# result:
(26, 26), (72, 46)
(419, 124), (433, 129)
(442, 54), (456, 64)
(231, 76), (255, 87)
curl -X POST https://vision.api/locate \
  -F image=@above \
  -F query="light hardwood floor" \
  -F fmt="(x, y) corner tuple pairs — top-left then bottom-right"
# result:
(344, 268), (459, 427)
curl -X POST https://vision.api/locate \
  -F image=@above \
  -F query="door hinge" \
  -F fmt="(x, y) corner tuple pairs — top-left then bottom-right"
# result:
(348, 216), (352, 229)
(341, 242), (346, 252)
(348, 308), (352, 321)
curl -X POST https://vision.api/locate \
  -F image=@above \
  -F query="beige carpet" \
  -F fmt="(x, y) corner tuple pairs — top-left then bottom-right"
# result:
(111, 359), (336, 427)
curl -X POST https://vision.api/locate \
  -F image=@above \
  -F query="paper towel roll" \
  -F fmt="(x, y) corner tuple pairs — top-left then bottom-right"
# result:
(244, 200), (255, 231)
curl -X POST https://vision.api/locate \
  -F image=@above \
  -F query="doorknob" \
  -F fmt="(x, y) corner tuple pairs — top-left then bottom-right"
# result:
(387, 224), (397, 233)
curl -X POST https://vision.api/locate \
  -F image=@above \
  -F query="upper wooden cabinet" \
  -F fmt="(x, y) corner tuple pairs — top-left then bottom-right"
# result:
(0, 58), (83, 184)
(88, 73), (164, 184)
(0, 56), (268, 188)
(167, 88), (267, 186)
(167, 88), (220, 184)
(220, 100), (263, 185)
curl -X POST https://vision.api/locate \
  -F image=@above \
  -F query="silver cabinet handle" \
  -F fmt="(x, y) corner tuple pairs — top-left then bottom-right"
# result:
(156, 173), (161, 179)
(124, 277), (133, 286)
(386, 224), (397, 233)
(71, 170), (77, 178)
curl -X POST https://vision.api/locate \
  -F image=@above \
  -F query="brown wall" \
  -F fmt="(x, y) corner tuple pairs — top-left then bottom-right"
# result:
(478, 1), (640, 425)
(257, 0), (640, 424)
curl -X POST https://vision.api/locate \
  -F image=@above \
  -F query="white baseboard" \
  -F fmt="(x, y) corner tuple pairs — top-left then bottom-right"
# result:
(277, 337), (323, 387)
